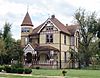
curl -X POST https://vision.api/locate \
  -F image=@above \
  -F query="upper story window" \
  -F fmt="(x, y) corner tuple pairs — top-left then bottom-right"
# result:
(75, 31), (79, 47)
(71, 36), (74, 45)
(46, 34), (53, 43)
(22, 28), (30, 32)
(64, 35), (66, 45)
(64, 52), (67, 63)
(46, 26), (53, 31)
(25, 37), (29, 45)
(46, 23), (53, 31)
(29, 38), (32, 43)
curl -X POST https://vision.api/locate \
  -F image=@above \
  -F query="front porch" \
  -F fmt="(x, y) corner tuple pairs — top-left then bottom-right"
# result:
(23, 44), (59, 69)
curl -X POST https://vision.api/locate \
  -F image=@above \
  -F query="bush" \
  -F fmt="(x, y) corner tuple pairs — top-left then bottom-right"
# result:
(11, 68), (17, 73)
(0, 67), (4, 72)
(62, 70), (67, 76)
(11, 63), (23, 68)
(17, 68), (24, 74)
(24, 68), (32, 74)
(36, 67), (40, 69)
(4, 65), (12, 73)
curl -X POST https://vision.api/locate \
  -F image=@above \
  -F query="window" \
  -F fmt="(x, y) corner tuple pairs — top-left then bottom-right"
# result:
(64, 35), (66, 44)
(76, 37), (78, 47)
(64, 52), (67, 62)
(75, 32), (79, 47)
(21, 28), (30, 32)
(25, 37), (28, 45)
(46, 34), (53, 43)
(71, 37), (74, 45)
(46, 26), (53, 31)
(46, 23), (53, 31)
(29, 38), (32, 43)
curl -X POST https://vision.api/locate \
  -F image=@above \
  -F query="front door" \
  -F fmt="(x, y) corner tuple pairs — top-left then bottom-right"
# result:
(26, 53), (32, 63)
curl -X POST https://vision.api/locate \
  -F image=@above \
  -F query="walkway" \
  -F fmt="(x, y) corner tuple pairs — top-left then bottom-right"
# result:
(0, 72), (78, 78)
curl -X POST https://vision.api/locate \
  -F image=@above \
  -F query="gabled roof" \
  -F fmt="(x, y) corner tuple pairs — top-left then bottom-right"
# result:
(67, 25), (80, 36)
(21, 12), (33, 26)
(50, 17), (70, 35)
(30, 15), (70, 35)
(23, 44), (34, 51)
(29, 22), (45, 35)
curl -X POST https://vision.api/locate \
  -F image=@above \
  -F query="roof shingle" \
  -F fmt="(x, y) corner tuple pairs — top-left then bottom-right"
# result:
(21, 12), (33, 26)
(30, 16), (71, 35)
(67, 25), (80, 35)
(50, 17), (70, 35)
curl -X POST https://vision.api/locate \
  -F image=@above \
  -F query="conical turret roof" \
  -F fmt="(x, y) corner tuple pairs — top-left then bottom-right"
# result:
(21, 12), (33, 26)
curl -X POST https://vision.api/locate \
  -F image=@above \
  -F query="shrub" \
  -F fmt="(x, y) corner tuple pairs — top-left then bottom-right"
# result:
(11, 63), (23, 68)
(4, 65), (12, 73)
(36, 67), (40, 69)
(62, 70), (67, 76)
(0, 67), (4, 72)
(24, 68), (32, 74)
(17, 68), (24, 74)
(11, 68), (17, 73)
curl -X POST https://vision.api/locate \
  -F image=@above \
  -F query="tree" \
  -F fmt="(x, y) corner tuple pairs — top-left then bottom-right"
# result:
(9, 40), (24, 63)
(2, 22), (13, 49)
(97, 19), (100, 38)
(0, 38), (5, 64)
(0, 22), (24, 65)
(74, 9), (99, 66)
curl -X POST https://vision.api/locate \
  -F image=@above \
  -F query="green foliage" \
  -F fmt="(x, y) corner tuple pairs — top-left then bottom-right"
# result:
(62, 70), (67, 76)
(10, 41), (24, 63)
(1, 69), (100, 78)
(11, 68), (18, 73)
(0, 22), (14, 64)
(97, 31), (100, 38)
(0, 23), (23, 64)
(17, 68), (24, 74)
(4, 65), (12, 73)
(11, 63), (23, 68)
(3, 22), (11, 40)
(24, 68), (32, 74)
(2, 22), (13, 49)
(74, 8), (100, 66)
(0, 66), (4, 72)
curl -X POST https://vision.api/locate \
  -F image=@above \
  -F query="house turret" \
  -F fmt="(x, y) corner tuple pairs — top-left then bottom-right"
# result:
(21, 12), (33, 47)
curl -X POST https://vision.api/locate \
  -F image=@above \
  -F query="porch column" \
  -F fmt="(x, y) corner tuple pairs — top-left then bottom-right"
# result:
(32, 51), (37, 65)
(23, 53), (26, 65)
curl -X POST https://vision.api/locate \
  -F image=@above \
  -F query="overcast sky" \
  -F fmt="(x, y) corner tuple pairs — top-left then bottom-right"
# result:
(0, 0), (100, 40)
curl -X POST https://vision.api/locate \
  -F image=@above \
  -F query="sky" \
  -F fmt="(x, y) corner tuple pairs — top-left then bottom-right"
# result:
(0, 0), (100, 40)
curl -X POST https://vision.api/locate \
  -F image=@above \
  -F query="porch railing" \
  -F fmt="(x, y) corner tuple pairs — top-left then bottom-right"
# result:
(32, 60), (58, 66)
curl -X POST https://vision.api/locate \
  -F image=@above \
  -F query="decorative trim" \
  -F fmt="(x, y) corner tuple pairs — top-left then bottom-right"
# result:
(38, 18), (60, 33)
(23, 44), (34, 51)
(59, 31), (61, 69)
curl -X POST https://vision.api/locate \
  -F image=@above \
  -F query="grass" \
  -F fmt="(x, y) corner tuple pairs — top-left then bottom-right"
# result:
(0, 69), (100, 78)
(32, 69), (100, 78)
(32, 69), (62, 76)
(67, 69), (100, 78)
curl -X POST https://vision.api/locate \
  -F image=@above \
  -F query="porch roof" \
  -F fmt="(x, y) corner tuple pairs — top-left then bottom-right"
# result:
(35, 45), (59, 52)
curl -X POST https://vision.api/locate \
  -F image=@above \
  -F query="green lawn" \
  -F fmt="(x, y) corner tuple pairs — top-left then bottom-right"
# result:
(67, 69), (100, 78)
(0, 69), (100, 78)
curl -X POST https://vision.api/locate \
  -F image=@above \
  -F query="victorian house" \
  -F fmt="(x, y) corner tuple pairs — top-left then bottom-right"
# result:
(21, 12), (79, 69)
